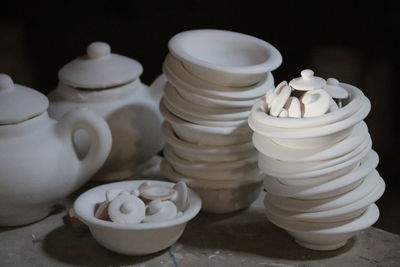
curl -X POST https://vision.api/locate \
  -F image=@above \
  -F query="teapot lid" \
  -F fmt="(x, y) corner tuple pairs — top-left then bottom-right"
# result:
(58, 42), (143, 89)
(289, 69), (326, 91)
(0, 74), (48, 125)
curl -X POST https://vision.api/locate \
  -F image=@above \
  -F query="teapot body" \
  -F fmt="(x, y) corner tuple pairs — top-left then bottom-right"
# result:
(48, 79), (164, 182)
(0, 112), (109, 226)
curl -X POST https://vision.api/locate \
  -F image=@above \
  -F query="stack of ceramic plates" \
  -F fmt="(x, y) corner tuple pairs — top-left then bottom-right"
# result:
(248, 82), (385, 250)
(160, 29), (282, 213)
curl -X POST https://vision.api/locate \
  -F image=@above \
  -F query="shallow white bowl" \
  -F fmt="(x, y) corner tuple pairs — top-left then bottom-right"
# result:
(160, 100), (252, 146)
(73, 180), (201, 256)
(161, 160), (263, 213)
(266, 169), (381, 213)
(163, 82), (251, 122)
(257, 132), (370, 174)
(264, 174), (384, 223)
(249, 83), (365, 129)
(260, 140), (370, 180)
(266, 204), (380, 251)
(253, 121), (368, 162)
(162, 98), (248, 127)
(163, 54), (274, 100)
(168, 29), (282, 87)
(163, 144), (257, 180)
(162, 122), (256, 162)
(263, 150), (379, 200)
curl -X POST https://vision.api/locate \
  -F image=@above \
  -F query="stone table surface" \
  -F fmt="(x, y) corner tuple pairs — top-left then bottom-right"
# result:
(0, 183), (399, 267)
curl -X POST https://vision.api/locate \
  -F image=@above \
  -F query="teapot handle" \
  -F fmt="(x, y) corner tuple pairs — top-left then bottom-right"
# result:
(57, 108), (112, 180)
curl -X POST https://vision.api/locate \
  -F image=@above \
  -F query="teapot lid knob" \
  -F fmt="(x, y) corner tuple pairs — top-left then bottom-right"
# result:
(0, 73), (14, 91)
(87, 42), (111, 59)
(301, 69), (314, 79)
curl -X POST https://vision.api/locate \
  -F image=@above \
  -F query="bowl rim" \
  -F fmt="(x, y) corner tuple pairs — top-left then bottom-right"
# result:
(267, 169), (382, 213)
(161, 121), (254, 153)
(264, 173), (385, 221)
(161, 160), (263, 189)
(266, 203), (379, 234)
(160, 99), (251, 133)
(163, 54), (274, 99)
(163, 144), (257, 170)
(263, 150), (379, 198)
(168, 29), (282, 74)
(73, 180), (202, 230)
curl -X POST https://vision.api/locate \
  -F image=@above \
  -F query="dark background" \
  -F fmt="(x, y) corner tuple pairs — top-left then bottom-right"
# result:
(1, 1), (399, 233)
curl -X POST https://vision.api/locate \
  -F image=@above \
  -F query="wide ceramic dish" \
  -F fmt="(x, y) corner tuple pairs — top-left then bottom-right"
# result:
(161, 160), (263, 213)
(266, 204), (380, 251)
(266, 170), (382, 212)
(264, 174), (385, 223)
(163, 54), (274, 100)
(163, 83), (251, 121)
(258, 133), (371, 174)
(168, 29), (282, 87)
(162, 122), (256, 162)
(160, 101), (252, 146)
(249, 83), (365, 128)
(164, 145), (257, 180)
(263, 150), (379, 200)
(73, 180), (201, 256)
(253, 122), (368, 162)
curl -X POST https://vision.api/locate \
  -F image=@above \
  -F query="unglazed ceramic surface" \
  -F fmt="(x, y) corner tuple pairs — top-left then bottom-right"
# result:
(73, 180), (201, 255)
(48, 43), (164, 182)
(0, 75), (112, 226)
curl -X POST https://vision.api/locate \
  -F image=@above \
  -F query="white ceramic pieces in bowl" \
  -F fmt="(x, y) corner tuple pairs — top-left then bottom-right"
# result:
(73, 180), (201, 255)
(168, 29), (282, 87)
(0, 74), (112, 226)
(48, 42), (164, 182)
(160, 30), (282, 213)
(248, 71), (385, 250)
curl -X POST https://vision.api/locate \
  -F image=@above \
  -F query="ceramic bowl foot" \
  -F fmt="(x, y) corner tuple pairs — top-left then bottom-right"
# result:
(295, 239), (347, 251)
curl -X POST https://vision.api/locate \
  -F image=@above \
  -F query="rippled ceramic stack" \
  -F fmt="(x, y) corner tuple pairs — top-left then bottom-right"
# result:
(248, 72), (385, 250)
(159, 29), (282, 213)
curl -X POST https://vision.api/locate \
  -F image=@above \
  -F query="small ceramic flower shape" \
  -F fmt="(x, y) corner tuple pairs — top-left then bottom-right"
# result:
(107, 192), (146, 224)
(143, 199), (178, 223)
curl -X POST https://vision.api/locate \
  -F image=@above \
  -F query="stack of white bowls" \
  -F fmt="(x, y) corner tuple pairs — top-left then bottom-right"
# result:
(160, 29), (282, 213)
(248, 79), (385, 250)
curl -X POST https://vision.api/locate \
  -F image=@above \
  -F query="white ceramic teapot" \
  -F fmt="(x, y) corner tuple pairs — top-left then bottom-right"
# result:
(48, 42), (164, 182)
(0, 74), (112, 226)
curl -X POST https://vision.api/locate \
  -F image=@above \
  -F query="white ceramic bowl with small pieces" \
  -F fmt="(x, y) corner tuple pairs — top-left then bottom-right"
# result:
(168, 29), (282, 87)
(161, 160), (263, 213)
(73, 180), (201, 256)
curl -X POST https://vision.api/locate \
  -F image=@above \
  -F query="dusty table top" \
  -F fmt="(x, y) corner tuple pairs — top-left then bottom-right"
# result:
(1, 158), (399, 267)
(1, 186), (399, 267)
